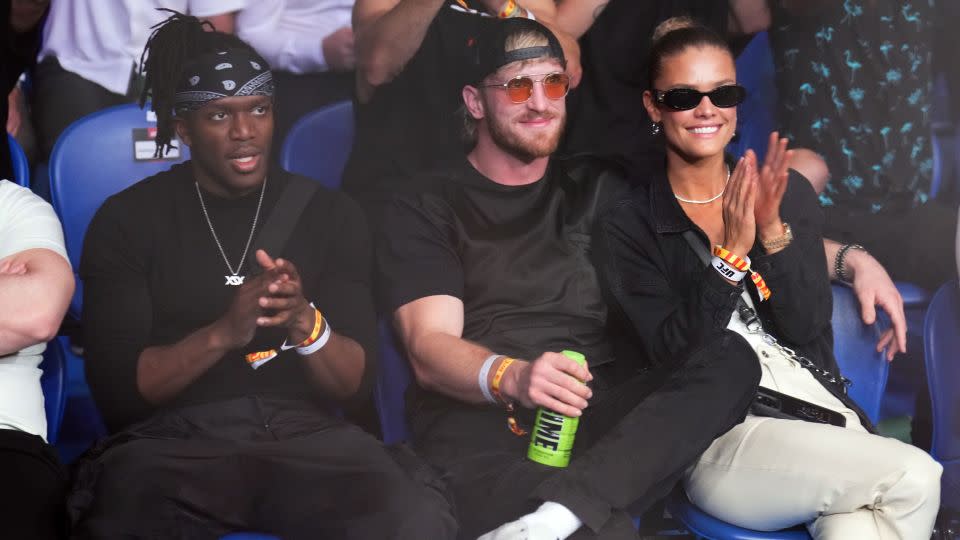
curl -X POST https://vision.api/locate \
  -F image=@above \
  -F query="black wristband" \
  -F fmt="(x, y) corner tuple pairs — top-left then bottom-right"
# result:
(834, 243), (866, 282)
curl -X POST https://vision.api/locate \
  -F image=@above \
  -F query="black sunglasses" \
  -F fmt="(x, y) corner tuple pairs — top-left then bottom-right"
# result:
(653, 85), (747, 111)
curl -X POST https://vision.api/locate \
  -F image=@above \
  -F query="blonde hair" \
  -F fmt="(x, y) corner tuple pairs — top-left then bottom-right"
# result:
(651, 16), (698, 43)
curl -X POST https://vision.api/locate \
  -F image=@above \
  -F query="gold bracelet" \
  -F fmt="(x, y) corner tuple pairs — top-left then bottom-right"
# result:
(760, 222), (793, 251)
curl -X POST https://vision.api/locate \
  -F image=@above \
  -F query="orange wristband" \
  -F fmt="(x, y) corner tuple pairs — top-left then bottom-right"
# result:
(714, 245), (772, 301)
(491, 357), (527, 436)
(713, 245), (751, 272)
(297, 308), (324, 348)
(498, 0), (518, 18)
(491, 357), (514, 404)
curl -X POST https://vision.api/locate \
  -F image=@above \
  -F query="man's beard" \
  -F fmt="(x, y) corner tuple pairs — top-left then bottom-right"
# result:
(487, 110), (566, 162)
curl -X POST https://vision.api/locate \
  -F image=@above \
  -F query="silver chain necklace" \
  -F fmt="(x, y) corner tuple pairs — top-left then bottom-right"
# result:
(194, 178), (267, 286)
(675, 165), (731, 205)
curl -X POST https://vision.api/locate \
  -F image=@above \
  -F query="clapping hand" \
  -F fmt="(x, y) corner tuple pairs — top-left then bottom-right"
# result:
(253, 250), (315, 345)
(721, 151), (758, 258)
(754, 132), (793, 242)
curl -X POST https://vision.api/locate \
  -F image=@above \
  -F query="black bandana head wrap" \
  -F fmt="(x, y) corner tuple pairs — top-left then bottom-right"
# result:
(174, 47), (274, 113)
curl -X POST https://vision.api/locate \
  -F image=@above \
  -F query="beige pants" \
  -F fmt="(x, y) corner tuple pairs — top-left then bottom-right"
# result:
(684, 340), (942, 539)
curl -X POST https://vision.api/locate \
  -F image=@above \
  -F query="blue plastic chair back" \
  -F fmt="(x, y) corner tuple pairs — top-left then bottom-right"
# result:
(830, 284), (891, 424)
(374, 321), (413, 445)
(667, 284), (893, 538)
(923, 280), (960, 510)
(48, 104), (190, 319)
(39, 337), (67, 445)
(730, 32), (778, 163)
(8, 133), (30, 188)
(280, 101), (354, 189)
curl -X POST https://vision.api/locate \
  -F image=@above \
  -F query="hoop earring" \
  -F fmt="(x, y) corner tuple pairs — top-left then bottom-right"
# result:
(651, 122), (662, 135)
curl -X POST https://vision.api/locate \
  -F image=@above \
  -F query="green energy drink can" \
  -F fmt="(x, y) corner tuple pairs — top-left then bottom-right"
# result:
(527, 350), (586, 468)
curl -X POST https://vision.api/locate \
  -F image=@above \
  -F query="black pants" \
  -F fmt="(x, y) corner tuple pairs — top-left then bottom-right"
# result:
(31, 57), (138, 161)
(0, 429), (69, 539)
(413, 333), (761, 539)
(68, 395), (456, 540)
(824, 201), (958, 292)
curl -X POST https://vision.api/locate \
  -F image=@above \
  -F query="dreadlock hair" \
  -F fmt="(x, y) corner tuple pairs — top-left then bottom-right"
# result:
(138, 9), (254, 157)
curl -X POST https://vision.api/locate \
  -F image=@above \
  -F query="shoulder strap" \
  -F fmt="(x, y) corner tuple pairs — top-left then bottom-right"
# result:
(682, 230), (712, 266)
(251, 174), (320, 259)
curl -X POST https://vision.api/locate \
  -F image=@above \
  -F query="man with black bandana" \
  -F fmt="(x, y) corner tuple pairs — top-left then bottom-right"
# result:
(69, 12), (456, 539)
(379, 18), (761, 540)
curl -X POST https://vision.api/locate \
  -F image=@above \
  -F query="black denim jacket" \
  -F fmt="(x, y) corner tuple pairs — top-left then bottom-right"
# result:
(593, 165), (874, 431)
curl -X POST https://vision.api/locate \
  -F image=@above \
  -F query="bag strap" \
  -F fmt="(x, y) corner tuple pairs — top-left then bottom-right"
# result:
(682, 230), (712, 266)
(250, 174), (319, 261)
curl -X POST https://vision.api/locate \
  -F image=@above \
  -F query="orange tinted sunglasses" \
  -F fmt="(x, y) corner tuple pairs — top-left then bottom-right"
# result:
(481, 72), (570, 103)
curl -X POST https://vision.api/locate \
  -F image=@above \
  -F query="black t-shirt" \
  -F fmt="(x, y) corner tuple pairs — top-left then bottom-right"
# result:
(769, 2), (936, 214)
(342, 1), (492, 220)
(80, 163), (377, 430)
(1, 3), (45, 181)
(561, 0), (729, 177)
(378, 155), (628, 410)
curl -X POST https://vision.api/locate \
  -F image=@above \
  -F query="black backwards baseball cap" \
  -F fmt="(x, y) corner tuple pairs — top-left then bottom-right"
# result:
(466, 17), (566, 84)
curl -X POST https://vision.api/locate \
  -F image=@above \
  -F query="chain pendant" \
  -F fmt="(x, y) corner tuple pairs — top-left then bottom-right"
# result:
(225, 275), (245, 286)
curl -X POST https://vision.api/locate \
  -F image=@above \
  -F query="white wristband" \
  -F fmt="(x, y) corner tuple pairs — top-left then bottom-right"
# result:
(296, 318), (332, 356)
(711, 255), (747, 282)
(478, 354), (501, 404)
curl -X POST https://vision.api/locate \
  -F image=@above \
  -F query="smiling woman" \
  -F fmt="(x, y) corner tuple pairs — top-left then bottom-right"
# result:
(593, 17), (943, 539)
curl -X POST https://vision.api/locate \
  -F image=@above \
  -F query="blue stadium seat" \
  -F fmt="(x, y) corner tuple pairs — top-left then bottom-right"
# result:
(48, 103), (191, 320)
(830, 284), (891, 423)
(666, 492), (810, 540)
(922, 280), (960, 510)
(8, 133), (29, 188)
(730, 32), (778, 163)
(280, 101), (354, 189)
(374, 321), (413, 445)
(666, 284), (892, 539)
(39, 337), (68, 445)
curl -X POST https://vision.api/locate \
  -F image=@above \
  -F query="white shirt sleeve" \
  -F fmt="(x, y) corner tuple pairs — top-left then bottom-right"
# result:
(0, 181), (68, 263)
(236, 1), (353, 74)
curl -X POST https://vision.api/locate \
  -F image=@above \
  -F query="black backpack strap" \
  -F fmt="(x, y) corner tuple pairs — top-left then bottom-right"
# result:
(251, 174), (320, 259)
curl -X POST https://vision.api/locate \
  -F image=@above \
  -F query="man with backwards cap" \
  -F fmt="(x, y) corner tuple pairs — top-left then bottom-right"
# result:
(379, 18), (761, 540)
(70, 12), (455, 539)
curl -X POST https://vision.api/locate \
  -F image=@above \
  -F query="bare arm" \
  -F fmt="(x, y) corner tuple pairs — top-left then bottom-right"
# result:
(554, 0), (608, 39)
(824, 238), (906, 361)
(136, 262), (283, 404)
(395, 294), (592, 417)
(9, 0), (49, 34)
(202, 12), (237, 34)
(255, 252), (366, 400)
(728, 0), (771, 36)
(0, 249), (73, 356)
(136, 320), (234, 404)
(353, 0), (447, 101)
(395, 294), (492, 402)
